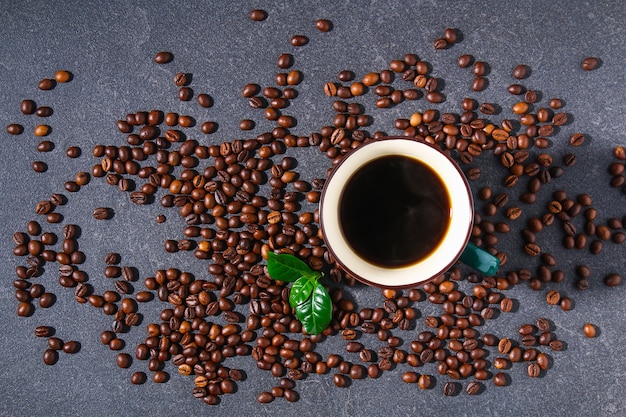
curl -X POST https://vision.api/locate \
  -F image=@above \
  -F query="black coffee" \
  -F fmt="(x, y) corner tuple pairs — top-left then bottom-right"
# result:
(339, 155), (451, 268)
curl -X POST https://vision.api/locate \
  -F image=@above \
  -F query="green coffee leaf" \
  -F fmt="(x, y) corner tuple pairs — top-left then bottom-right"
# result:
(295, 281), (332, 335)
(266, 252), (331, 335)
(289, 276), (316, 308)
(267, 251), (319, 282)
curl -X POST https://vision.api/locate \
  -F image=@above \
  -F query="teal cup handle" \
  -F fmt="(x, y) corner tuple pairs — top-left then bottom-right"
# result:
(458, 241), (500, 276)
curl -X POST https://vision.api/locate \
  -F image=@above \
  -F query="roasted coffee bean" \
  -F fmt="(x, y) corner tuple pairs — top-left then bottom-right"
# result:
(433, 38), (448, 50)
(513, 64), (529, 79)
(92, 207), (111, 220)
(560, 297), (573, 311)
(34, 124), (51, 137)
(39, 293), (55, 308)
(130, 191), (148, 205)
(500, 297), (513, 313)
(242, 84), (261, 98)
(38, 78), (56, 90)
(54, 69), (72, 82)
(333, 374), (349, 387)
(523, 89), (537, 103)
(493, 372), (508, 387)
(583, 323), (597, 338)
(17, 302), (34, 317)
(20, 99), (37, 114)
(290, 35), (309, 46)
(581, 57), (599, 71)
(315, 19), (332, 32)
(63, 146), (82, 159)
(524, 243), (540, 256)
(43, 348), (59, 365)
(443, 381), (458, 396)
(249, 9), (267, 21)
(466, 381), (481, 395)
(443, 28), (458, 44)
(172, 72), (189, 87)
(346, 341), (363, 353)
(528, 363), (541, 378)
(116, 353), (132, 368)
(44, 337), (63, 351)
(177, 87), (193, 101)
(62, 340), (81, 354)
(35, 140), (54, 152)
(546, 290), (561, 305)
(129, 371), (146, 385)
(533, 319), (550, 333)
(569, 133), (585, 146)
(257, 391), (274, 403)
(34, 325), (53, 338)
(154, 51), (174, 64)
(458, 54), (474, 68)
(153, 371), (169, 383)
(604, 273), (622, 287)
(193, 94), (212, 109)
(471, 76), (486, 91)
(497, 338), (512, 354)
(418, 374), (432, 389)
(32, 161), (48, 173)
(6, 123), (24, 135)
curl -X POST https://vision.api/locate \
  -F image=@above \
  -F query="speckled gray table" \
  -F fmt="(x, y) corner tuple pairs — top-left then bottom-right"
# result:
(2, 1), (626, 416)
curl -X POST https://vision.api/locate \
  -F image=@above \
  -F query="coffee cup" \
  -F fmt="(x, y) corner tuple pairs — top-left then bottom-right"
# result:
(319, 137), (499, 289)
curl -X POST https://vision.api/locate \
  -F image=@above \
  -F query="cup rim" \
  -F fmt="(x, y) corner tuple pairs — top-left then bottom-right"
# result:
(319, 136), (474, 289)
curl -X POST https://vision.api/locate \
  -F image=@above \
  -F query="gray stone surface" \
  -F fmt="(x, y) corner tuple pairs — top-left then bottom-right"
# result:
(1, 1), (626, 416)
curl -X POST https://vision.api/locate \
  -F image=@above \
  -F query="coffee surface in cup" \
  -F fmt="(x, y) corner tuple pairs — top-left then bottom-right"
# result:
(339, 155), (451, 268)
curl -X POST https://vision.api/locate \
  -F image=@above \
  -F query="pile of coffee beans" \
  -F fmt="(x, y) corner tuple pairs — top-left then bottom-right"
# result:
(6, 10), (624, 406)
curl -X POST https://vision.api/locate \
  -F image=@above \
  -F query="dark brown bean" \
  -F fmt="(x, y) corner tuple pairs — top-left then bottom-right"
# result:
(604, 273), (622, 287)
(513, 64), (529, 79)
(116, 353), (132, 368)
(570, 133), (585, 147)
(38, 78), (56, 90)
(43, 349), (58, 365)
(315, 19), (332, 32)
(21, 99), (36, 114)
(131, 371), (147, 385)
(154, 51), (174, 64)
(62, 340), (81, 354)
(581, 57), (599, 71)
(458, 54), (473, 68)
(249, 9), (268, 21)
(290, 35), (309, 47)
(257, 391), (274, 403)
(6, 123), (23, 135)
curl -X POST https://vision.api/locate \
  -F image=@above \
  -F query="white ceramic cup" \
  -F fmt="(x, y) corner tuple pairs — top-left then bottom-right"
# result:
(320, 137), (498, 289)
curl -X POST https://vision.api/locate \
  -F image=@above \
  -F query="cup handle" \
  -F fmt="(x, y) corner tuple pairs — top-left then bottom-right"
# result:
(458, 242), (500, 276)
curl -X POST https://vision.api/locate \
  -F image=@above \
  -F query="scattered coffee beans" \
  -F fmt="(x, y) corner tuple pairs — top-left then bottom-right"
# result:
(6, 18), (620, 411)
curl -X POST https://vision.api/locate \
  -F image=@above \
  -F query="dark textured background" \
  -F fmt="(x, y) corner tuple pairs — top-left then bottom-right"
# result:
(1, 1), (626, 416)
